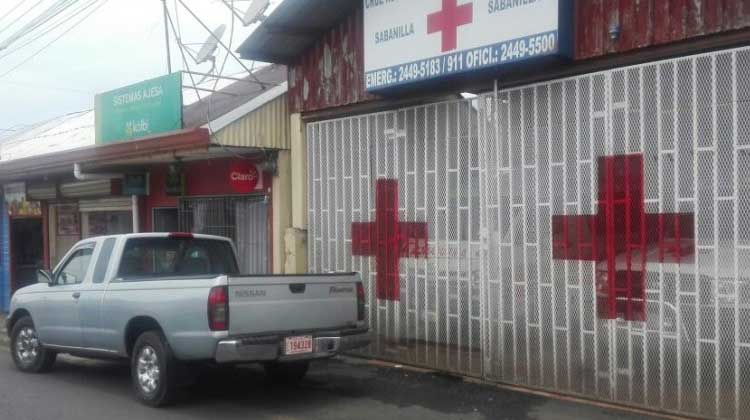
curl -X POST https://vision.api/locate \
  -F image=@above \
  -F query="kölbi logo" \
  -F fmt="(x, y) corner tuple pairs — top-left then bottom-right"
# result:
(228, 161), (261, 193)
(124, 119), (150, 137)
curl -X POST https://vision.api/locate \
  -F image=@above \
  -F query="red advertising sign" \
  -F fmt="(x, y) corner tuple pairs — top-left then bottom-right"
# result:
(228, 161), (261, 194)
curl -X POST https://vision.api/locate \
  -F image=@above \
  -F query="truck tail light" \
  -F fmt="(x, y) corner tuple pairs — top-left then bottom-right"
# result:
(208, 286), (229, 331)
(356, 282), (366, 322)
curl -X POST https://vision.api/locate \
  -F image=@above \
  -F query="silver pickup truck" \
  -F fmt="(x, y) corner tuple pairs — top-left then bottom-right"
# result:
(5, 233), (369, 406)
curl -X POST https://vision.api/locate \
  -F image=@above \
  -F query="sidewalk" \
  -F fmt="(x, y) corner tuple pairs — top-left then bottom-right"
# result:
(0, 313), (8, 348)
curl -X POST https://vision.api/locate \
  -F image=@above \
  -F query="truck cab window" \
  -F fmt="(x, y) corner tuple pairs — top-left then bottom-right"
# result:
(117, 237), (239, 280)
(57, 248), (93, 285)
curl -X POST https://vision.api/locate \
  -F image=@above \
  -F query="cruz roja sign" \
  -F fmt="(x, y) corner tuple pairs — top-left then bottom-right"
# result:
(95, 72), (183, 143)
(364, 0), (571, 91)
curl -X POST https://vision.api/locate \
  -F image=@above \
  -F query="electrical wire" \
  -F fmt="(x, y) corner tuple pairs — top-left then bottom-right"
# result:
(0, 78), (93, 94)
(0, 0), (95, 56)
(0, 0), (28, 28)
(0, 109), (91, 150)
(3, 124), (93, 144)
(0, 0), (108, 79)
(0, 0), (80, 51)
(0, 0), (45, 37)
(0, 0), (99, 61)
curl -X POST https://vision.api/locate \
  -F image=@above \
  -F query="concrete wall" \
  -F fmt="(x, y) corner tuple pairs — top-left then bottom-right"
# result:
(272, 150), (292, 273)
(284, 113), (308, 274)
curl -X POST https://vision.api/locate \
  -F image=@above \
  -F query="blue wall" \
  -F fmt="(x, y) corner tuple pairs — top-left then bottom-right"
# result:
(0, 196), (9, 313)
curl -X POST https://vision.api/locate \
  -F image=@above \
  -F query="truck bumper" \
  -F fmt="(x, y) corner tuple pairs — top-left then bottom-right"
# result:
(214, 329), (371, 364)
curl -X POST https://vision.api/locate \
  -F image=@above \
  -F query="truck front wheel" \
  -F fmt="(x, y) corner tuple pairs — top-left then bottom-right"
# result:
(264, 361), (309, 383)
(131, 331), (179, 407)
(10, 316), (56, 373)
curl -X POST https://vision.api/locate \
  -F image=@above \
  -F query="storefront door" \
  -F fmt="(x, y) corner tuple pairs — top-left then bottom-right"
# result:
(10, 217), (43, 292)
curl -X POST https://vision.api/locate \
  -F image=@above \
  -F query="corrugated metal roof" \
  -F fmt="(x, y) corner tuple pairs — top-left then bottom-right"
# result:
(0, 110), (94, 162)
(237, 0), (359, 64)
(212, 89), (290, 150)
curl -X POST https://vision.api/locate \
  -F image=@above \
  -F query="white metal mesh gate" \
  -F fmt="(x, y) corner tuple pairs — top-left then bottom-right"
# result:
(179, 196), (269, 274)
(307, 46), (750, 419)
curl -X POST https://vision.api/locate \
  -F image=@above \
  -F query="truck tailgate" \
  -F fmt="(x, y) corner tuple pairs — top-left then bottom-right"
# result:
(227, 273), (359, 335)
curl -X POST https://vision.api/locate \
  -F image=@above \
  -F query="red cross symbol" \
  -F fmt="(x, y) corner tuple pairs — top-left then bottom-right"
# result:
(351, 179), (429, 301)
(552, 154), (694, 321)
(427, 0), (473, 52)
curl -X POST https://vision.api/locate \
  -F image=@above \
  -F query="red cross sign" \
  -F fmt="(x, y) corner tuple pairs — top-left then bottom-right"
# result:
(427, 0), (473, 52)
(552, 154), (695, 321)
(352, 179), (429, 301)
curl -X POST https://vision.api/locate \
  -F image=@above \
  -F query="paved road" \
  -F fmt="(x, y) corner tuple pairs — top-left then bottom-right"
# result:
(0, 348), (661, 420)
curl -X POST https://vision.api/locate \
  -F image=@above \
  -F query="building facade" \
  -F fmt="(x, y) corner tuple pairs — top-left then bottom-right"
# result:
(0, 66), (293, 309)
(239, 1), (750, 418)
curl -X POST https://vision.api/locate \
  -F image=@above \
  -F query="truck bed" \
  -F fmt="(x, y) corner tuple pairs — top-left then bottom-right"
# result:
(227, 273), (360, 336)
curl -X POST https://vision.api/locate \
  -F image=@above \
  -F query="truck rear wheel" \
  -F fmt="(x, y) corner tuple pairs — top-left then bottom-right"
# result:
(10, 316), (56, 373)
(131, 331), (179, 407)
(264, 361), (309, 383)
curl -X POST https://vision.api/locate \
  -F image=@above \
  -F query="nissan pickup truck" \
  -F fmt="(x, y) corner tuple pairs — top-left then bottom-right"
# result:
(5, 233), (369, 406)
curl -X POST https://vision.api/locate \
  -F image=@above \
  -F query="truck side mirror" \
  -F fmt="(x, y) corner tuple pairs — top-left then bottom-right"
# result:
(37, 269), (53, 286)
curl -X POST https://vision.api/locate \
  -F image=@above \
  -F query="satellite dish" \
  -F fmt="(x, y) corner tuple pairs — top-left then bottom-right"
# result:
(195, 24), (226, 64)
(242, 0), (270, 26)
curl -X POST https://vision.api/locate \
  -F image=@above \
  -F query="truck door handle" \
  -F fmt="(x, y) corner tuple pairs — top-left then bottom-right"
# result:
(289, 284), (306, 294)
(72, 292), (81, 299)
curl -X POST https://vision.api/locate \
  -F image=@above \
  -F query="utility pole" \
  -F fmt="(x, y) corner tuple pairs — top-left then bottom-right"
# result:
(162, 0), (172, 74)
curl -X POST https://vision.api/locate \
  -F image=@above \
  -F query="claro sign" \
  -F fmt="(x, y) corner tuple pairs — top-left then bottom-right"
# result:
(363, 0), (572, 91)
(228, 161), (262, 194)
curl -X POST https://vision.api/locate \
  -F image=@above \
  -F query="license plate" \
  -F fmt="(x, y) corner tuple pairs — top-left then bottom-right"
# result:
(284, 335), (313, 355)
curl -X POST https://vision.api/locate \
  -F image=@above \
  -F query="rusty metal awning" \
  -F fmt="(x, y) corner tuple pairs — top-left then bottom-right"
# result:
(0, 128), (210, 182)
(237, 0), (358, 64)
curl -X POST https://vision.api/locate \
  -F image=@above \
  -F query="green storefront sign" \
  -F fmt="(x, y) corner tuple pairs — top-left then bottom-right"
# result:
(95, 72), (183, 144)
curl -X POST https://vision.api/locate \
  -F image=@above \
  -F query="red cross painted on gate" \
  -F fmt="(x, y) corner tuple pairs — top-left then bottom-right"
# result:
(351, 179), (429, 301)
(552, 154), (695, 321)
(427, 0), (473, 53)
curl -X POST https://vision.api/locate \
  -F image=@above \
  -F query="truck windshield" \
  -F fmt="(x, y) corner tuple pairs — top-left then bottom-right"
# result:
(117, 237), (239, 280)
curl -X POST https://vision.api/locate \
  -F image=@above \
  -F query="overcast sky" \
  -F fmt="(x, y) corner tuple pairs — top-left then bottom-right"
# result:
(0, 0), (278, 132)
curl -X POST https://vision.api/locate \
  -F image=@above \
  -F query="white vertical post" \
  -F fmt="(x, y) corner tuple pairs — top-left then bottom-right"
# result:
(131, 195), (140, 233)
(732, 49), (740, 420)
